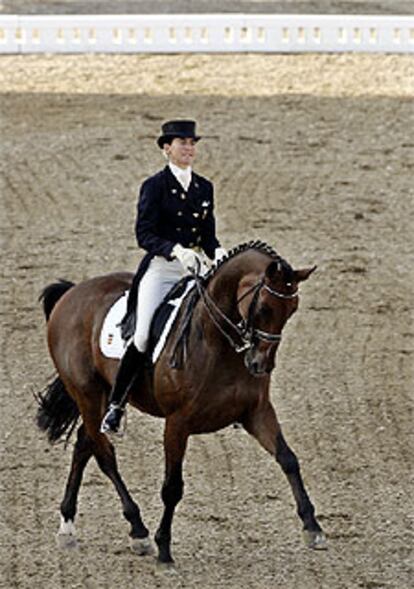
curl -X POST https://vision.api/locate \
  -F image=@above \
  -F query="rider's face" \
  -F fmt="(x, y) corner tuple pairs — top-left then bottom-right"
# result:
(164, 137), (197, 169)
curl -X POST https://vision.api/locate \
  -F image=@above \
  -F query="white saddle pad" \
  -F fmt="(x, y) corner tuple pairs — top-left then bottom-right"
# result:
(99, 291), (129, 359)
(99, 280), (195, 364)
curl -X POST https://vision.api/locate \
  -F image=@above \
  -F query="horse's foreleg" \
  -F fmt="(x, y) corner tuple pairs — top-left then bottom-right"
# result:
(155, 416), (189, 565)
(89, 428), (152, 554)
(57, 424), (92, 549)
(244, 402), (326, 550)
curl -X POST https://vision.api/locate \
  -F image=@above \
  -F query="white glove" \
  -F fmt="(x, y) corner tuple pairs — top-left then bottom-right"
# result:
(172, 244), (201, 272)
(213, 247), (228, 264)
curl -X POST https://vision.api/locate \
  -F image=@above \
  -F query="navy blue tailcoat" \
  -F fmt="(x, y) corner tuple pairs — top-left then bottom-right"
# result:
(121, 166), (221, 338)
(136, 165), (220, 260)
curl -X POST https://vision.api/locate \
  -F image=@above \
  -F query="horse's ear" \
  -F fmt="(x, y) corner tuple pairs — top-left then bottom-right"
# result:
(265, 260), (283, 282)
(293, 266), (317, 283)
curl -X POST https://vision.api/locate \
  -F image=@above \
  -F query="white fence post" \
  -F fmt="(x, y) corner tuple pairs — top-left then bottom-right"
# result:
(0, 15), (20, 53)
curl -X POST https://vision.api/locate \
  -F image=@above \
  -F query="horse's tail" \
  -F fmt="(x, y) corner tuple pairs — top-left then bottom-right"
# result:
(38, 279), (78, 442)
(39, 279), (75, 321)
(36, 377), (80, 444)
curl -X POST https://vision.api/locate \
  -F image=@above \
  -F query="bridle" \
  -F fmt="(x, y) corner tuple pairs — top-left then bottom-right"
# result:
(192, 272), (298, 355)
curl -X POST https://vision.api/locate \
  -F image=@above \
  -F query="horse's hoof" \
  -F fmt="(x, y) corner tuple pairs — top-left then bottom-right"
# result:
(130, 536), (154, 556)
(56, 532), (79, 550)
(56, 518), (78, 549)
(303, 530), (328, 550)
(156, 559), (176, 572)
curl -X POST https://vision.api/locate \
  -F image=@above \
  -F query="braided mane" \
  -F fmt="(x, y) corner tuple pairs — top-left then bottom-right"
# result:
(204, 240), (293, 282)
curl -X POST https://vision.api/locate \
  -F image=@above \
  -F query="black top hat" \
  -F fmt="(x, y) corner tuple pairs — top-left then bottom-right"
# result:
(157, 120), (201, 148)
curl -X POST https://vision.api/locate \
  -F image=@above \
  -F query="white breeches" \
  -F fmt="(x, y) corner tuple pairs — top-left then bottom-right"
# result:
(133, 256), (187, 352)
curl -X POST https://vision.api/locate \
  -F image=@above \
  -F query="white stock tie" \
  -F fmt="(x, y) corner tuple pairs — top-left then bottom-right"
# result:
(169, 163), (192, 191)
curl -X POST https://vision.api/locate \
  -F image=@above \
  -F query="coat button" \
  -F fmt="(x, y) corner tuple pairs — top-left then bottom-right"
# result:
(193, 212), (199, 218)
(177, 211), (183, 216)
(176, 227), (182, 232)
(181, 193), (186, 200)
(191, 227), (197, 233)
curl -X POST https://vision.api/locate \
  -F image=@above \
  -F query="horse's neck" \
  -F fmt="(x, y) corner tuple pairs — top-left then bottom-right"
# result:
(190, 255), (262, 350)
(208, 255), (263, 311)
(208, 265), (244, 315)
(185, 259), (261, 383)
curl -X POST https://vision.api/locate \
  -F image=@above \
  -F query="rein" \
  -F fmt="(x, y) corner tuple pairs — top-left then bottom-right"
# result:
(191, 271), (298, 355)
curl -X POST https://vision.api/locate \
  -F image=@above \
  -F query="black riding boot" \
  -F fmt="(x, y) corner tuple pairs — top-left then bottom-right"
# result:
(100, 343), (145, 436)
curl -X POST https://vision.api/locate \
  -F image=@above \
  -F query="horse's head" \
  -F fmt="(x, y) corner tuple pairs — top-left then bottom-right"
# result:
(237, 259), (316, 377)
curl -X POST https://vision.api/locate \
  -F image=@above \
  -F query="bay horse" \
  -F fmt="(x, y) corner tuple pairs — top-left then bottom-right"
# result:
(37, 241), (326, 564)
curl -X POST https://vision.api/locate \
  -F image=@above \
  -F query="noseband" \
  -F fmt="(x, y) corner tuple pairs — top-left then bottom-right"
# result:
(192, 273), (298, 355)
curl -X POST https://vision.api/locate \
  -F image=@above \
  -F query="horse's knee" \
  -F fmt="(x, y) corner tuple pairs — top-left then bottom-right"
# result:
(275, 432), (299, 475)
(161, 472), (184, 507)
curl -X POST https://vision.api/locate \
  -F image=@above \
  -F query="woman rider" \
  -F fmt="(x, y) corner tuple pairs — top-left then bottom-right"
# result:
(100, 120), (227, 435)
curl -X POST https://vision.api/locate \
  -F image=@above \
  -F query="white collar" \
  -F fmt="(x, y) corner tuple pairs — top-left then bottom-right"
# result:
(169, 162), (192, 191)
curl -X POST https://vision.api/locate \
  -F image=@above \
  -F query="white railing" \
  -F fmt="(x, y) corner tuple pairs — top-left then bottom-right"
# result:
(0, 14), (413, 54)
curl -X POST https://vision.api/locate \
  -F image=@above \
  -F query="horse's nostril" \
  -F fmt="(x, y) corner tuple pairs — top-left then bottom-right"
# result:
(248, 359), (266, 377)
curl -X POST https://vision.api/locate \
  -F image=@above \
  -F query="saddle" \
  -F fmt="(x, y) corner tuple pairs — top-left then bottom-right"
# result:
(99, 276), (199, 368)
(146, 277), (198, 366)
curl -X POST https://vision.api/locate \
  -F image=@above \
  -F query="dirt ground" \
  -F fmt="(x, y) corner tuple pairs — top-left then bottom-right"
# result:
(1, 40), (413, 589)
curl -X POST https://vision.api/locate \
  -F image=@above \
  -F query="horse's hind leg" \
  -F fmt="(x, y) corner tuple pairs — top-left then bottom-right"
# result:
(244, 401), (326, 550)
(57, 424), (92, 549)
